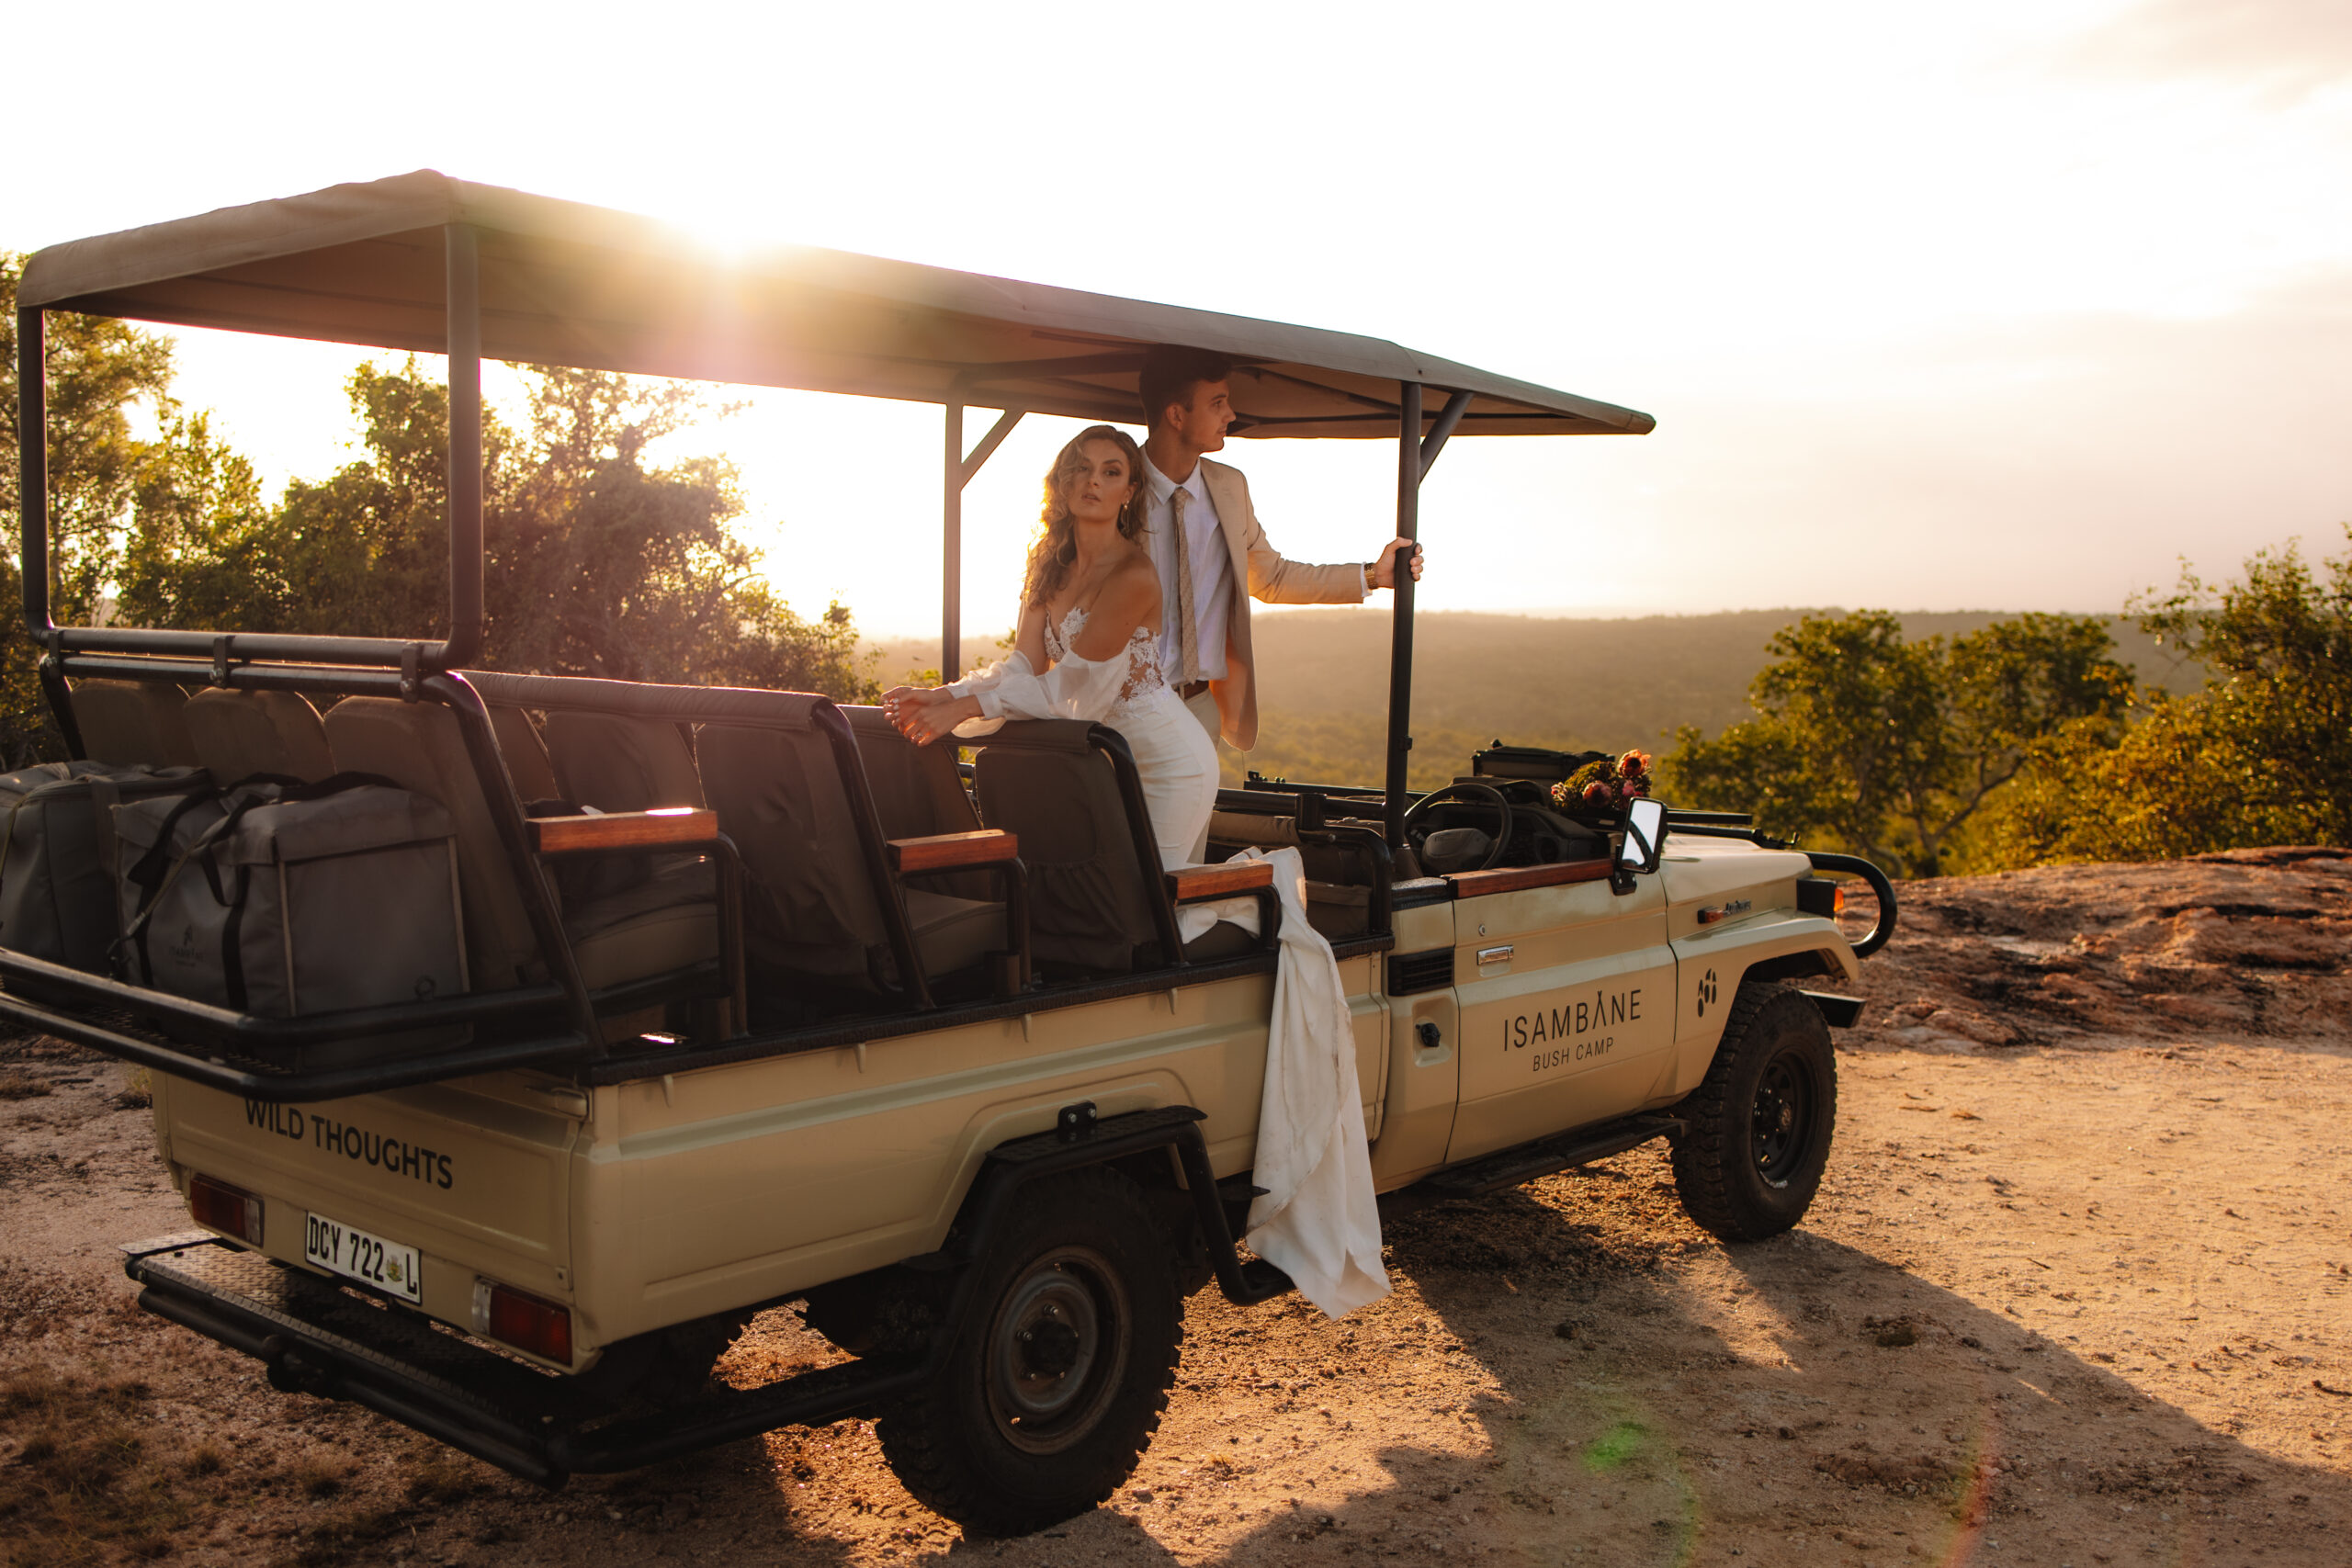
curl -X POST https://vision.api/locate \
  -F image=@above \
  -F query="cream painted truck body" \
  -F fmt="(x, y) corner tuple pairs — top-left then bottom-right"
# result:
(147, 836), (1854, 1372)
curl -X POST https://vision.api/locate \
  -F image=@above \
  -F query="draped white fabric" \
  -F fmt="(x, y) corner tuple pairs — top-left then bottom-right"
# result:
(1238, 846), (1390, 1318)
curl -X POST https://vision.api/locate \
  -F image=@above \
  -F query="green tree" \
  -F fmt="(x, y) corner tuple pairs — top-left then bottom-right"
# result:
(1, 255), (184, 763)
(119, 357), (879, 702)
(1660, 610), (2132, 876)
(1980, 530), (2352, 863)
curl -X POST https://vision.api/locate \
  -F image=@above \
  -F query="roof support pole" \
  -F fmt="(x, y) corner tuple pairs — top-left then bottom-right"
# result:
(1419, 389), (1474, 479)
(1384, 382), (1422, 850)
(444, 224), (484, 671)
(941, 403), (1024, 682)
(16, 306), (80, 756)
(16, 307), (50, 643)
(943, 401), (964, 682)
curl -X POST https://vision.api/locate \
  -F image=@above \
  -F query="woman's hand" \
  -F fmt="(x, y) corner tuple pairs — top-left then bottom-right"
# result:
(884, 685), (980, 745)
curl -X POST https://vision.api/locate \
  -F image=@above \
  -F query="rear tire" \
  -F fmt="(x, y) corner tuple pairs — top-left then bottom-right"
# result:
(876, 1168), (1182, 1537)
(1671, 983), (1837, 1242)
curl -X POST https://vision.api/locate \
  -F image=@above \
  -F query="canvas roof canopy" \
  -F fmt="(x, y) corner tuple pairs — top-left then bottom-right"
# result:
(19, 170), (1654, 440)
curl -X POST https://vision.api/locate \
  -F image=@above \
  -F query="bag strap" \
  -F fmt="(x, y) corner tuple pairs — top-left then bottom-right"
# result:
(116, 773), (397, 996)
(119, 788), (268, 985)
(118, 784), (227, 982)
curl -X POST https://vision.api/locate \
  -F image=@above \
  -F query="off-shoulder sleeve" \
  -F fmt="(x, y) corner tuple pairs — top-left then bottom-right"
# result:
(949, 642), (1132, 738)
(947, 650), (1033, 699)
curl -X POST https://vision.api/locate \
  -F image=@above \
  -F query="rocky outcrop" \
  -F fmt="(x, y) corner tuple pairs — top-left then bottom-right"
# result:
(1838, 846), (2352, 1051)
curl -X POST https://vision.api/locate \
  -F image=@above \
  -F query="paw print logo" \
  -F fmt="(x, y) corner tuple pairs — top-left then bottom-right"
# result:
(1697, 968), (1719, 1017)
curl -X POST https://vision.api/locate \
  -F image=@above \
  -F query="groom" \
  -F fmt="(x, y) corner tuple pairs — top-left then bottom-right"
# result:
(1136, 345), (1424, 792)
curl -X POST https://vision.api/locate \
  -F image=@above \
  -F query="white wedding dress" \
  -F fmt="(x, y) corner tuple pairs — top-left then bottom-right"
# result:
(953, 613), (1388, 1318)
(947, 605), (1219, 873)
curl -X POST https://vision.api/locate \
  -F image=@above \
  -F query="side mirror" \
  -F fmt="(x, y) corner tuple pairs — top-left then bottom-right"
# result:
(1615, 796), (1667, 875)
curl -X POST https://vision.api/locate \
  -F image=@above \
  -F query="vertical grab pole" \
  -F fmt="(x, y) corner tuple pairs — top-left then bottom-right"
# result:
(17, 308), (50, 643)
(443, 224), (484, 671)
(1383, 383), (1422, 851)
(943, 400), (964, 682)
(17, 305), (80, 757)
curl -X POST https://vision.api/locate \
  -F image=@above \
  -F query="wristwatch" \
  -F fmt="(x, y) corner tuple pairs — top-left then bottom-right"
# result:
(1363, 560), (1378, 592)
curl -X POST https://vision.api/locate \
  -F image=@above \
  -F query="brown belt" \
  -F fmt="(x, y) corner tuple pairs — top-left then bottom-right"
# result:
(1176, 679), (1212, 701)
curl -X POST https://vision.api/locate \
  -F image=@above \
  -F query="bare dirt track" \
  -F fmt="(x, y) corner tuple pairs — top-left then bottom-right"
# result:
(3, 846), (2348, 1567)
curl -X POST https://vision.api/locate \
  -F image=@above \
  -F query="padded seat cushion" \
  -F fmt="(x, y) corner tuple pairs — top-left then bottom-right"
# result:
(571, 864), (719, 990)
(329, 698), (714, 995)
(975, 734), (1156, 973)
(327, 697), (543, 988)
(1206, 809), (1299, 850)
(905, 888), (1004, 977)
(545, 712), (704, 812)
(843, 706), (993, 903)
(1180, 919), (1261, 963)
(489, 706), (560, 802)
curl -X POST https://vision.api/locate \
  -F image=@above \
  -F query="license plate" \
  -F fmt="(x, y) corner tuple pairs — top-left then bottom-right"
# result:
(302, 1212), (423, 1304)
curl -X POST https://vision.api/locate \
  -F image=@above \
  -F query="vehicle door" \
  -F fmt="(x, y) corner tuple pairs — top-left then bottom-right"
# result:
(1442, 863), (1677, 1164)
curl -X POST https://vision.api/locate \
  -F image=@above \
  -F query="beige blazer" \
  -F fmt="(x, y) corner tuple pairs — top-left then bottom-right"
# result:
(1198, 457), (1369, 751)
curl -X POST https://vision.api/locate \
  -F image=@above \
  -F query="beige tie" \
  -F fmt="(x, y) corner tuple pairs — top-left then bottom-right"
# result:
(1168, 485), (1200, 684)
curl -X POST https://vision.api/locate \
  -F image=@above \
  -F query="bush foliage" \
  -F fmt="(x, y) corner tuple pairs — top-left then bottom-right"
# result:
(1661, 530), (2352, 874)
(1, 256), (876, 767)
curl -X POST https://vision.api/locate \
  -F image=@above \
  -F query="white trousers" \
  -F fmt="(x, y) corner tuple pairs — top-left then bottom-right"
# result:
(1181, 687), (1226, 863)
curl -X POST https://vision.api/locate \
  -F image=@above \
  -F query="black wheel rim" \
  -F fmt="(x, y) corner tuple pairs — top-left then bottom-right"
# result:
(982, 1245), (1129, 1454)
(1751, 1048), (1815, 1188)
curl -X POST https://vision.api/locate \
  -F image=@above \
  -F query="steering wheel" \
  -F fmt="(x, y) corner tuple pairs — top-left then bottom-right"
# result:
(1399, 781), (1514, 872)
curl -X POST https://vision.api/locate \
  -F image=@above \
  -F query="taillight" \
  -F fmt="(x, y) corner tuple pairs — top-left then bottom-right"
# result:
(472, 1280), (573, 1363)
(189, 1173), (265, 1247)
(1796, 877), (1844, 919)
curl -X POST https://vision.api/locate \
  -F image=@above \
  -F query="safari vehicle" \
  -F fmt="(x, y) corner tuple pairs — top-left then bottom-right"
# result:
(6, 174), (1895, 1535)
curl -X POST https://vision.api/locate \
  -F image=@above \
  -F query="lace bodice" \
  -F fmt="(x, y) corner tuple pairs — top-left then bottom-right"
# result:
(945, 605), (1175, 735)
(1045, 605), (1169, 724)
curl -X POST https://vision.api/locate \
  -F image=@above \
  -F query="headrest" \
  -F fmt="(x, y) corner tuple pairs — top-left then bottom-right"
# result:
(543, 712), (704, 812)
(184, 689), (334, 783)
(487, 706), (560, 802)
(69, 680), (198, 768)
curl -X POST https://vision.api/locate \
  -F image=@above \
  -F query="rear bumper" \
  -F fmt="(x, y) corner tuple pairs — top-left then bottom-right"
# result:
(119, 1235), (922, 1487)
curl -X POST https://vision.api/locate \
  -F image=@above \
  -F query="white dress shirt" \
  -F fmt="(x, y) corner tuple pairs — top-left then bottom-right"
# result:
(1140, 453), (1235, 683)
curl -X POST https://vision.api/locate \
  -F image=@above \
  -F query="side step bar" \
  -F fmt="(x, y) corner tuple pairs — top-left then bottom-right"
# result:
(1419, 1113), (1686, 1200)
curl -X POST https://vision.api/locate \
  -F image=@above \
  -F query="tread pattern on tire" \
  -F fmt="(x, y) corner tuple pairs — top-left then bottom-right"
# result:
(1671, 982), (1835, 1244)
(877, 1167), (1183, 1537)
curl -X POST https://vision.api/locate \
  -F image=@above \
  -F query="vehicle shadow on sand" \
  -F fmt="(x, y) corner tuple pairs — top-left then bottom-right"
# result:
(442, 1169), (2352, 1568)
(853, 1163), (2352, 1568)
(1127, 1170), (2352, 1568)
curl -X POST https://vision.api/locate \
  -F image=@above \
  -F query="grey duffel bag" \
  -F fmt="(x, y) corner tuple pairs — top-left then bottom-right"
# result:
(116, 777), (470, 1033)
(0, 761), (207, 973)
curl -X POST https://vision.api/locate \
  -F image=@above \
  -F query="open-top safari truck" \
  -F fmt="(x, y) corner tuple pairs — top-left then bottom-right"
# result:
(6, 173), (1894, 1534)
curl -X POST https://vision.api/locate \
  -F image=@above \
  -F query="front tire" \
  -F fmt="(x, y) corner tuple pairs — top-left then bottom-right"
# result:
(876, 1168), (1182, 1536)
(1671, 983), (1837, 1242)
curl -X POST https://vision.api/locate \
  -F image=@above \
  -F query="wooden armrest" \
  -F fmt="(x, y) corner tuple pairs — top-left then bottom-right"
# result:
(1167, 861), (1275, 902)
(888, 829), (1018, 874)
(1445, 859), (1611, 898)
(530, 807), (717, 853)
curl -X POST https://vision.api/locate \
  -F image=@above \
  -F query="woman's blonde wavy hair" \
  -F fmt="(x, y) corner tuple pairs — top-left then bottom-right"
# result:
(1022, 425), (1148, 608)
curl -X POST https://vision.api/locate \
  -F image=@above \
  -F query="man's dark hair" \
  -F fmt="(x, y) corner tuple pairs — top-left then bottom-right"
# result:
(1137, 345), (1235, 429)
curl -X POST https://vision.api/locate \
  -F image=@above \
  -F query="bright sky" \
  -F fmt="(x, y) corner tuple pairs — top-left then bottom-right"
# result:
(11, 0), (2351, 643)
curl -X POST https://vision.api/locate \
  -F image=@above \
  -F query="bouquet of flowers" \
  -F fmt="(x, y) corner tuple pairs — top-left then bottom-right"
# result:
(1551, 750), (1653, 817)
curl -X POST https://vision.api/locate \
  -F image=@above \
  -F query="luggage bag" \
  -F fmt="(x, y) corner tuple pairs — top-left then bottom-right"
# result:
(0, 761), (208, 974)
(115, 778), (470, 1057)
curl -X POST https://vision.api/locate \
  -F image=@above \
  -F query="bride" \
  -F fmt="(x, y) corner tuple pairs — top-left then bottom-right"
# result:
(884, 425), (1218, 872)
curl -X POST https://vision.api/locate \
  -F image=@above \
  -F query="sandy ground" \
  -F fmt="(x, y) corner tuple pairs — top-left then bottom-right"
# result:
(3, 846), (2347, 1567)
